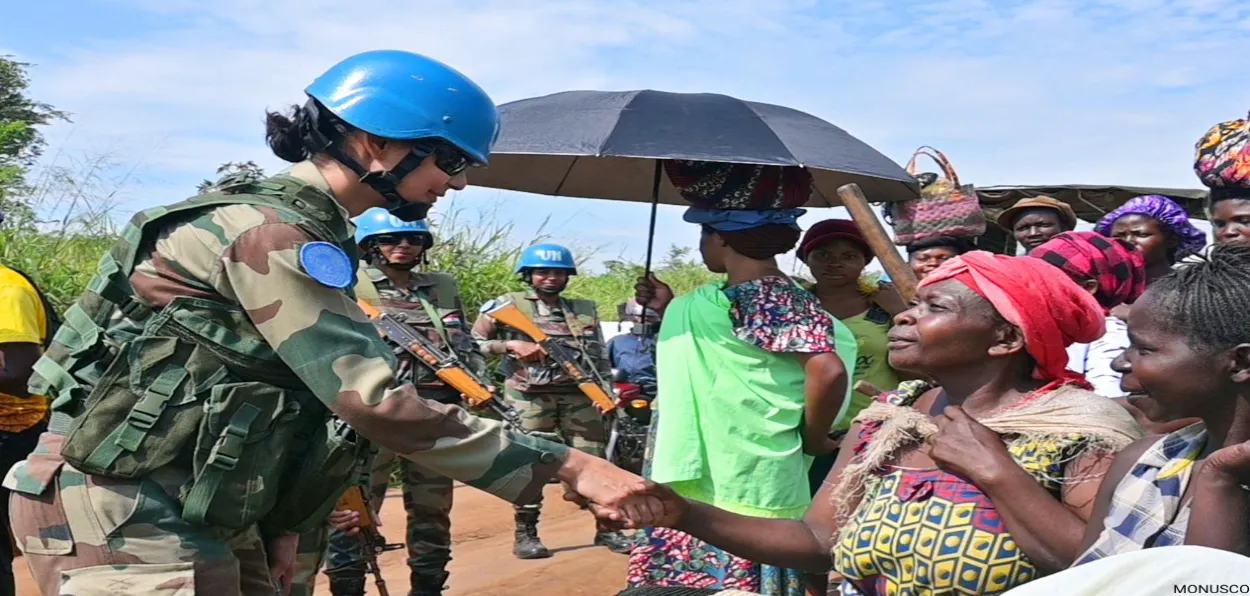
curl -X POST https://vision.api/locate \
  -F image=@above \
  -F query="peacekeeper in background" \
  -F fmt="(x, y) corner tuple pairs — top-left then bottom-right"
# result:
(472, 243), (635, 559)
(294, 207), (478, 596)
(3, 50), (663, 596)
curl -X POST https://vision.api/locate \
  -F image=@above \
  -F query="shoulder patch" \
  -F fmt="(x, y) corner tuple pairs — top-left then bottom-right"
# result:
(299, 241), (354, 289)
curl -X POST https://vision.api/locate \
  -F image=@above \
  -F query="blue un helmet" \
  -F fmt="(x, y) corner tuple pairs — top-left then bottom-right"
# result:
(515, 243), (577, 275)
(301, 50), (501, 221)
(352, 207), (433, 250)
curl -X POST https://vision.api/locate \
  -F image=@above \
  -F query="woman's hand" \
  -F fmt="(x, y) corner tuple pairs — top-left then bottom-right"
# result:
(557, 451), (684, 529)
(565, 476), (689, 529)
(1203, 440), (1250, 485)
(635, 274), (674, 316)
(928, 406), (1015, 485)
(504, 340), (545, 362)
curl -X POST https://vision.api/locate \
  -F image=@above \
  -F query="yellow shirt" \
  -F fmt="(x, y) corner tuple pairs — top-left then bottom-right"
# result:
(0, 264), (50, 432)
(834, 305), (901, 432)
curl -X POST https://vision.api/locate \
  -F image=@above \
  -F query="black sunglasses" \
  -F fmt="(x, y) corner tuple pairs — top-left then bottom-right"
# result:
(373, 233), (428, 246)
(415, 142), (475, 177)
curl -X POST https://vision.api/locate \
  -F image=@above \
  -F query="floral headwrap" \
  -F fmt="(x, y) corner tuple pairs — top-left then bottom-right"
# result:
(1195, 112), (1250, 191)
(665, 160), (812, 210)
(1094, 195), (1207, 259)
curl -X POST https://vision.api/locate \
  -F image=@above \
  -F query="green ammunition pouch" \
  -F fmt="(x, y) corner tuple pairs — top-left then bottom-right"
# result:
(38, 173), (370, 534)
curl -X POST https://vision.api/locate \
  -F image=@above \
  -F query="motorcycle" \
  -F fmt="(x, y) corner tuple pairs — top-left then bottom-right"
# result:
(604, 368), (656, 475)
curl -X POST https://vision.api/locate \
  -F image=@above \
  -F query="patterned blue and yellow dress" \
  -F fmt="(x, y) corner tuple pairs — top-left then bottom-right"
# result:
(834, 383), (1095, 596)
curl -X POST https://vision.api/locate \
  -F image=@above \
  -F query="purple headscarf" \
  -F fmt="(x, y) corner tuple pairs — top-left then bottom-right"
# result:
(1094, 195), (1207, 259)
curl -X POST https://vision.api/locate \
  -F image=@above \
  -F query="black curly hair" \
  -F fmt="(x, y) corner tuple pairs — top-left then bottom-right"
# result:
(1144, 242), (1250, 353)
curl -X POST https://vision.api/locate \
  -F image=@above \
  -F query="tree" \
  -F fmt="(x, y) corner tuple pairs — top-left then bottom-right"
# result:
(0, 56), (69, 202)
(197, 161), (266, 193)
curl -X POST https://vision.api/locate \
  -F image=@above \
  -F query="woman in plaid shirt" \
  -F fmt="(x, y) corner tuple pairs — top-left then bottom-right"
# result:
(1075, 243), (1250, 564)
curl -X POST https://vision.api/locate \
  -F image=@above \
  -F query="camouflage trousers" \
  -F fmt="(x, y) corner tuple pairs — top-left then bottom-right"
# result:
(289, 446), (454, 594)
(289, 525), (328, 596)
(7, 433), (281, 595)
(503, 386), (606, 509)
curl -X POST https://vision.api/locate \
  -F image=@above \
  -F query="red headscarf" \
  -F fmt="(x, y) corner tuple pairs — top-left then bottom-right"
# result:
(1029, 231), (1147, 311)
(920, 251), (1105, 383)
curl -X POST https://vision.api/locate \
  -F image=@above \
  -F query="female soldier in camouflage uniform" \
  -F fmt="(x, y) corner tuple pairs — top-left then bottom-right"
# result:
(4, 50), (661, 596)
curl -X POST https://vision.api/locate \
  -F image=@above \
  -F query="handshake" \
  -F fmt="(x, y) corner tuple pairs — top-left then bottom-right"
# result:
(330, 449), (688, 533)
(555, 451), (687, 530)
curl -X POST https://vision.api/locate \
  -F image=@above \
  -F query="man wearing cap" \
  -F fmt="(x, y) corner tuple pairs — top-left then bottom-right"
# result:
(997, 196), (1078, 253)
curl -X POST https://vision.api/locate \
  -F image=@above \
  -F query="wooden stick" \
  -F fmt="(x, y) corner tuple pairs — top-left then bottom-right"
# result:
(854, 380), (886, 398)
(836, 183), (920, 302)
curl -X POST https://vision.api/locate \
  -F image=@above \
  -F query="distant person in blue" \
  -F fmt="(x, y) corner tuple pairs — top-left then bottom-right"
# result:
(607, 299), (659, 387)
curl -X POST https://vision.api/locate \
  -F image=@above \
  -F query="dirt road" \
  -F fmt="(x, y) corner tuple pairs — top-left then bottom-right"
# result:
(11, 483), (629, 596)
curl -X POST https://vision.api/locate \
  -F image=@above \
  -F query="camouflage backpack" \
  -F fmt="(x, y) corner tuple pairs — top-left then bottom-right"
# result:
(31, 175), (373, 535)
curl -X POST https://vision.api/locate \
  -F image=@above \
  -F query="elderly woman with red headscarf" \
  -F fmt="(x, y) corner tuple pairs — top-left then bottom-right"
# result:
(1029, 231), (1147, 398)
(627, 252), (1144, 596)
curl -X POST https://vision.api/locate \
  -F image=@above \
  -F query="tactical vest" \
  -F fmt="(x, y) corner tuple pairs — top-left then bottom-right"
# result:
(495, 292), (604, 390)
(29, 175), (372, 536)
(363, 268), (483, 398)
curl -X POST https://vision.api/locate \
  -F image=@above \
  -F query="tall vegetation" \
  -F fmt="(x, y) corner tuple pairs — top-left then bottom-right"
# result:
(6, 154), (719, 317)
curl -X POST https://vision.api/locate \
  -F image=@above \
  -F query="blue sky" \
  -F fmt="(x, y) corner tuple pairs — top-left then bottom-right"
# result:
(4, 0), (1249, 273)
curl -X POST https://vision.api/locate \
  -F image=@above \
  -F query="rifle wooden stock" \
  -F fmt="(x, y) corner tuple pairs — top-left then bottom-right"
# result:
(333, 485), (393, 596)
(335, 485), (378, 529)
(356, 300), (526, 429)
(485, 302), (554, 342)
(485, 302), (617, 413)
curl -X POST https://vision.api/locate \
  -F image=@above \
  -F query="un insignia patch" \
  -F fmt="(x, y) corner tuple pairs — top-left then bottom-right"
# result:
(299, 241), (354, 289)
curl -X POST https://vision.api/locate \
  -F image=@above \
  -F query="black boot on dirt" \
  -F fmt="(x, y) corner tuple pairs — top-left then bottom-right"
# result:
(512, 509), (552, 560)
(594, 530), (635, 554)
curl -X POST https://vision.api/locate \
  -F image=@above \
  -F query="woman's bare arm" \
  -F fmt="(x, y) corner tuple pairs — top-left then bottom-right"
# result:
(793, 351), (849, 456)
(671, 426), (864, 572)
(973, 448), (1116, 573)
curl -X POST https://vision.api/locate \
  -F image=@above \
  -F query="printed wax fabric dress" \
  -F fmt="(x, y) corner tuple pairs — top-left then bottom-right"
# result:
(835, 383), (1093, 596)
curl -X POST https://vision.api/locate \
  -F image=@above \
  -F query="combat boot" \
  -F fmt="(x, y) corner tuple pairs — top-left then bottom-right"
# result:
(512, 508), (552, 560)
(594, 529), (635, 554)
(326, 570), (367, 596)
(408, 570), (449, 596)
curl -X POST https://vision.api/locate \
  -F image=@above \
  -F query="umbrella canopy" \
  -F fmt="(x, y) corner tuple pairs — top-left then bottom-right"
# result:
(470, 90), (920, 207)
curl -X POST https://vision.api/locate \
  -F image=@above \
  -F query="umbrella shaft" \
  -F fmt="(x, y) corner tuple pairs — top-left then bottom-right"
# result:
(644, 161), (662, 276)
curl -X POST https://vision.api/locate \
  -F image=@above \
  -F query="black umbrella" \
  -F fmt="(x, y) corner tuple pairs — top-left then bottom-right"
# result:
(469, 89), (920, 275)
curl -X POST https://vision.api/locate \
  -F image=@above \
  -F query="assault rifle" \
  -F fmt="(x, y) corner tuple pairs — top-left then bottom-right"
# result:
(480, 299), (617, 413)
(332, 485), (402, 596)
(356, 300), (526, 430)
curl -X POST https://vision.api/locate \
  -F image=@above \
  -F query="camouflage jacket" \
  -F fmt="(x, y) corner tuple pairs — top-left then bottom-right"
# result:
(471, 290), (608, 392)
(358, 264), (485, 400)
(7, 162), (564, 514)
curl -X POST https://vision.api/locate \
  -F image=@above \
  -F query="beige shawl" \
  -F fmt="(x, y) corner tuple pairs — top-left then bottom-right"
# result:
(830, 383), (1143, 535)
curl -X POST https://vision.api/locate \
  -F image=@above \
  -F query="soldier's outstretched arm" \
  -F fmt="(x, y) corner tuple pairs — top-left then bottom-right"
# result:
(217, 223), (662, 515)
